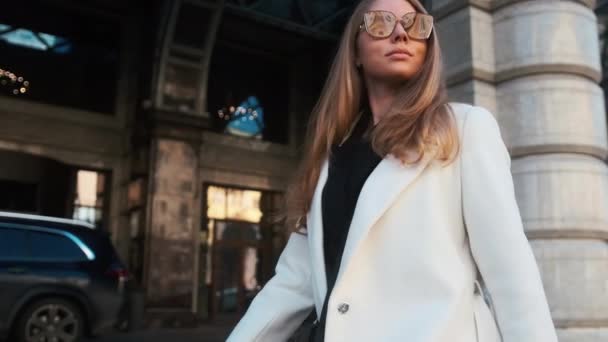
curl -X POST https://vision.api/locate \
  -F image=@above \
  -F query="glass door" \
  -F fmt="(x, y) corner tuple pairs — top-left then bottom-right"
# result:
(199, 185), (282, 322)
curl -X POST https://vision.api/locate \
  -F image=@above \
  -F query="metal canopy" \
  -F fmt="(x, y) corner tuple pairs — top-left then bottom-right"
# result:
(225, 0), (360, 39)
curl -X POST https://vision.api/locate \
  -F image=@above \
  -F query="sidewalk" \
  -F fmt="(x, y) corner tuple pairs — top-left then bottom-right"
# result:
(85, 325), (231, 342)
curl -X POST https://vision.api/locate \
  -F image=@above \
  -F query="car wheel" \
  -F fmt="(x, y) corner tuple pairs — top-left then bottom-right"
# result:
(16, 297), (84, 342)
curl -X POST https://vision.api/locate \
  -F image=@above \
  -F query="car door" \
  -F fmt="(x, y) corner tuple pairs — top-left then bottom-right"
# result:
(0, 225), (30, 332)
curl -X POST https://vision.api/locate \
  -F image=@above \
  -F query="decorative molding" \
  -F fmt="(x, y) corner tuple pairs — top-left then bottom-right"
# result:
(510, 143), (608, 160)
(201, 130), (296, 157)
(446, 66), (495, 87)
(0, 139), (120, 169)
(0, 96), (121, 130)
(526, 229), (608, 241)
(492, 0), (595, 12)
(447, 64), (602, 88)
(554, 319), (608, 329)
(496, 64), (602, 84)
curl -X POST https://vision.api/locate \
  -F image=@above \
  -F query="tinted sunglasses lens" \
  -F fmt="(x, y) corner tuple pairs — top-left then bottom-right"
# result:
(401, 12), (416, 29)
(407, 14), (433, 39)
(364, 11), (396, 38)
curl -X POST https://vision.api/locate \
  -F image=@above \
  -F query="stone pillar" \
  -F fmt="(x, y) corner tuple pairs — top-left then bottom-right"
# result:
(109, 156), (132, 262)
(435, 1), (608, 340)
(434, 0), (497, 113)
(144, 139), (199, 310)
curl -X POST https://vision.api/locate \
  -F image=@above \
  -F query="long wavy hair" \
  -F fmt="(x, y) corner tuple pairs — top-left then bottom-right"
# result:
(285, 0), (459, 232)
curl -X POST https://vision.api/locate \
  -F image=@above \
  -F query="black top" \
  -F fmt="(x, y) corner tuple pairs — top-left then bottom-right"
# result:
(310, 109), (382, 342)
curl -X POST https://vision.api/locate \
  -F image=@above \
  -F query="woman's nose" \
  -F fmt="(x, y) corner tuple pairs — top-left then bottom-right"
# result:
(391, 21), (410, 42)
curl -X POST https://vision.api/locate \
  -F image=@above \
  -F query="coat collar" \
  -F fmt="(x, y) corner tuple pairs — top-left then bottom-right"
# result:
(308, 152), (433, 301)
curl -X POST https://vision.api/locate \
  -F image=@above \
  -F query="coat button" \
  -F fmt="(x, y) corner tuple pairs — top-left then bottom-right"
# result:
(337, 303), (349, 314)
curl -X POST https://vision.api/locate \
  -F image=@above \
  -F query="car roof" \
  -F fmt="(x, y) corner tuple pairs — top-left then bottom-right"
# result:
(0, 211), (96, 231)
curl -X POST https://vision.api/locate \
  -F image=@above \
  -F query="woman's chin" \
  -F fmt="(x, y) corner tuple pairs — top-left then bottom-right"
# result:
(377, 69), (417, 84)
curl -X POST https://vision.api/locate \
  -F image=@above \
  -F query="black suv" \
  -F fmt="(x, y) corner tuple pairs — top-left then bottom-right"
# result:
(0, 211), (128, 342)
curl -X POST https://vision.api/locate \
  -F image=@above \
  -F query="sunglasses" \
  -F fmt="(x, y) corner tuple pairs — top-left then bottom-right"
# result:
(359, 11), (434, 40)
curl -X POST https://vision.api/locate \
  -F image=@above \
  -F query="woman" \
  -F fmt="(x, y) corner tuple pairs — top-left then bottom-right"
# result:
(227, 0), (558, 341)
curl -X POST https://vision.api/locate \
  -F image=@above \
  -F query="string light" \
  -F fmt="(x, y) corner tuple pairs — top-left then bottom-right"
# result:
(0, 66), (30, 95)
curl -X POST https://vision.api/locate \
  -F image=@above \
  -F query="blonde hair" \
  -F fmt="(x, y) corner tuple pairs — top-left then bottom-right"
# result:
(285, 0), (459, 232)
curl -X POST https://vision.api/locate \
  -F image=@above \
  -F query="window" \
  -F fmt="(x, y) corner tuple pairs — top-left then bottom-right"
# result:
(207, 186), (263, 223)
(159, 2), (219, 114)
(0, 227), (28, 260)
(0, 24), (71, 53)
(0, 2), (121, 113)
(162, 62), (200, 113)
(173, 3), (213, 49)
(207, 44), (289, 144)
(29, 231), (87, 261)
(72, 170), (107, 228)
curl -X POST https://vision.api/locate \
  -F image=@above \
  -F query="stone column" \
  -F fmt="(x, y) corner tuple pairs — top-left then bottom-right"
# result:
(144, 139), (199, 310)
(435, 1), (608, 340)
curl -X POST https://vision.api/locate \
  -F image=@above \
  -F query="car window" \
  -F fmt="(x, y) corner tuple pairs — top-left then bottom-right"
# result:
(79, 231), (117, 262)
(0, 227), (28, 260)
(29, 231), (88, 261)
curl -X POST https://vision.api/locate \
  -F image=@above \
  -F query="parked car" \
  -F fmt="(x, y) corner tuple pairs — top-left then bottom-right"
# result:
(0, 211), (129, 342)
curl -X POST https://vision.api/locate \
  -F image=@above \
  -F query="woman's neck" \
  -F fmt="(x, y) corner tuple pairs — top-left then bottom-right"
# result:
(365, 81), (400, 125)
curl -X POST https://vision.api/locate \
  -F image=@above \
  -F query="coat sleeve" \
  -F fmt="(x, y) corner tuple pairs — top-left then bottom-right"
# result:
(460, 106), (558, 342)
(226, 230), (315, 342)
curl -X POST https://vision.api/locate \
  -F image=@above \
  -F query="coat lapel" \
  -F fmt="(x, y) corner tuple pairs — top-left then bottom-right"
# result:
(335, 153), (432, 287)
(308, 158), (329, 308)
(308, 153), (433, 302)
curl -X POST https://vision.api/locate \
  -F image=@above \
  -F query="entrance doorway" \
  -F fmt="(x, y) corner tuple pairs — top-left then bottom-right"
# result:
(199, 184), (284, 323)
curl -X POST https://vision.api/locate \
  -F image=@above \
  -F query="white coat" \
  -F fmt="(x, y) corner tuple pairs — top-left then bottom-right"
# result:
(227, 103), (558, 342)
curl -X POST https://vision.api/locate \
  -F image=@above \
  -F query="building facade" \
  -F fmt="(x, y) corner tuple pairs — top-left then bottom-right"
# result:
(0, 0), (607, 339)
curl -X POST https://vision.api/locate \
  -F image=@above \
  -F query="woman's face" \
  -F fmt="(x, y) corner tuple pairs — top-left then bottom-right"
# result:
(356, 0), (429, 84)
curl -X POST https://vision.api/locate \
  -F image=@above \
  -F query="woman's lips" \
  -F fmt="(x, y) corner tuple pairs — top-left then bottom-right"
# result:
(386, 49), (413, 60)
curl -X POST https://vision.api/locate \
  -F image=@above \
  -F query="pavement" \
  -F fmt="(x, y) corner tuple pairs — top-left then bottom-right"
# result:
(83, 325), (231, 342)
(1, 324), (230, 342)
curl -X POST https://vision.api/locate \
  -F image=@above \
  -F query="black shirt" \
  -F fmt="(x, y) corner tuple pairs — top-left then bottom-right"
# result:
(310, 110), (382, 342)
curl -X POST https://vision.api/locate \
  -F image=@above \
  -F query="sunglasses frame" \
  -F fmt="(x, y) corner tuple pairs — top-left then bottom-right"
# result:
(359, 10), (434, 40)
